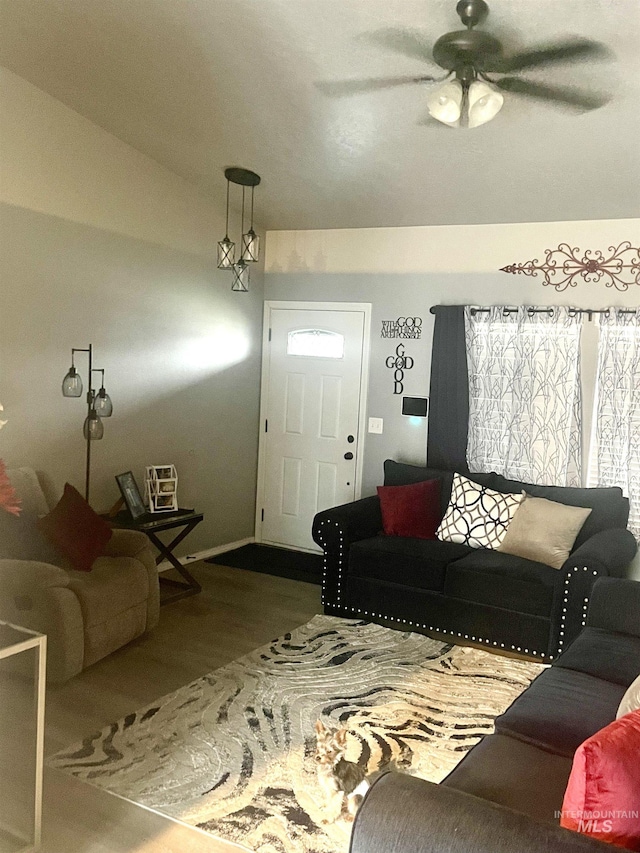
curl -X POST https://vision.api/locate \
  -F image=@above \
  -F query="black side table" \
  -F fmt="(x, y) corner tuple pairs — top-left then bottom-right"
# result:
(108, 509), (204, 604)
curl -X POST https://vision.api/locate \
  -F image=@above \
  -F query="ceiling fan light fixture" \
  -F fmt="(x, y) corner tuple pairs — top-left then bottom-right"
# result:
(467, 80), (504, 128)
(426, 79), (463, 126)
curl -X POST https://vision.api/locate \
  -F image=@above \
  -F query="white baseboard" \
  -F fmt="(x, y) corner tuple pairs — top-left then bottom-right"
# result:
(157, 537), (255, 574)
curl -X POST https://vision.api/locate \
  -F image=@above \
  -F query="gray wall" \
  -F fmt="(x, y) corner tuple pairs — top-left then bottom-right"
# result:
(1, 203), (264, 553)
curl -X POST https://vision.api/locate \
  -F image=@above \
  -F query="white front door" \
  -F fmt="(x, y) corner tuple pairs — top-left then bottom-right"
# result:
(257, 303), (370, 552)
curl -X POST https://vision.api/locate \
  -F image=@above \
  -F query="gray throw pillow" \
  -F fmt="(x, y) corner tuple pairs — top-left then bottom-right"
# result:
(497, 493), (591, 569)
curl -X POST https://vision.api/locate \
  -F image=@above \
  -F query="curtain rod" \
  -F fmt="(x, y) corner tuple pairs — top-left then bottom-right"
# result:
(429, 306), (637, 321)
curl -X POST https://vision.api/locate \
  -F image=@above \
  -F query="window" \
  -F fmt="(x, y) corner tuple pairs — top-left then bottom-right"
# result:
(286, 329), (344, 359)
(465, 306), (583, 487)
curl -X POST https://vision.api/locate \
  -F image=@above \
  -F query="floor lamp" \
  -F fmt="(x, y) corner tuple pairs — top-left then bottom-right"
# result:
(61, 345), (113, 503)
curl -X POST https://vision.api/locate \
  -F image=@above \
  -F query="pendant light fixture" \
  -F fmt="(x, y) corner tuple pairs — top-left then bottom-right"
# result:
(218, 167), (261, 291)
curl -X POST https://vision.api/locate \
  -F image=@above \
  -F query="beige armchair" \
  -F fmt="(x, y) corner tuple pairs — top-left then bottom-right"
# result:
(0, 468), (159, 682)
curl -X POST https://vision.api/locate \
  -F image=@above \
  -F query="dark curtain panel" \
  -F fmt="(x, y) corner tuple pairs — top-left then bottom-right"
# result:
(427, 305), (469, 472)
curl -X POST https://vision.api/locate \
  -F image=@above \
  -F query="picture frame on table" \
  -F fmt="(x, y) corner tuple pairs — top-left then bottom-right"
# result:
(115, 471), (147, 520)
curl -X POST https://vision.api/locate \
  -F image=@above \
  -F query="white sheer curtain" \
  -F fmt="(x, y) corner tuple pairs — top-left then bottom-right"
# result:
(465, 306), (583, 486)
(589, 309), (640, 539)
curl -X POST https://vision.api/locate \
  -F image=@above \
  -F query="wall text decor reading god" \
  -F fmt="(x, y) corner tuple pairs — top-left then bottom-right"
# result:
(381, 317), (423, 339)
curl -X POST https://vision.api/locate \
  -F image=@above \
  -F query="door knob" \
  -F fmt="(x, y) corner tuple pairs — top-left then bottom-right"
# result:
(347, 435), (355, 443)
(344, 451), (354, 460)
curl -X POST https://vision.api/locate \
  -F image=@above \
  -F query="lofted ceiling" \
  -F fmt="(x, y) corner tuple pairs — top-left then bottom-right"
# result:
(0, 0), (638, 231)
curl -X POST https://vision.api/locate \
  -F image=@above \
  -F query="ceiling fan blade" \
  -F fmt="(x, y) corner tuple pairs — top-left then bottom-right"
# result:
(315, 75), (438, 97)
(484, 38), (611, 73)
(360, 28), (436, 65)
(495, 77), (610, 110)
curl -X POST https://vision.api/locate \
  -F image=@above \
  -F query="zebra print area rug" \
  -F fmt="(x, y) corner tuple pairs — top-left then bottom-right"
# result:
(49, 615), (544, 853)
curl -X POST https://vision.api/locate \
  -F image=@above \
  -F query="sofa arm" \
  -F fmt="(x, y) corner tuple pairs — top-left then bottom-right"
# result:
(587, 577), (640, 637)
(350, 773), (610, 853)
(312, 497), (382, 610)
(0, 560), (84, 682)
(0, 558), (70, 593)
(104, 528), (153, 559)
(567, 528), (638, 579)
(312, 496), (382, 548)
(548, 529), (639, 659)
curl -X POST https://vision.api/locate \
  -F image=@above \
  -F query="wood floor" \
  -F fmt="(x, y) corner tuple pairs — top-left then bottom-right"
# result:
(37, 563), (320, 852)
(45, 561), (321, 756)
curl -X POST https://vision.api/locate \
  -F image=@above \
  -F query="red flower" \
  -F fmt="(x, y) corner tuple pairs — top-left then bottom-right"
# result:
(0, 460), (21, 516)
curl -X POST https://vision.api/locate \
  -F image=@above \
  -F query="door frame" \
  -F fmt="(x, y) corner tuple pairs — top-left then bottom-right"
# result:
(255, 300), (372, 549)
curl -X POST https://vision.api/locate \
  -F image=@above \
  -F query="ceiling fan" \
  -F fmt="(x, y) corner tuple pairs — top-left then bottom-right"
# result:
(317, 0), (611, 128)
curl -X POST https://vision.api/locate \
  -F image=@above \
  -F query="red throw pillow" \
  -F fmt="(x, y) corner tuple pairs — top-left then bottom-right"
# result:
(37, 483), (112, 572)
(561, 709), (640, 851)
(0, 460), (21, 516)
(377, 478), (441, 540)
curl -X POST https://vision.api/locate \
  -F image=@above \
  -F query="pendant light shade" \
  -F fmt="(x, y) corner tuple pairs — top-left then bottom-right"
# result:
(468, 80), (504, 128)
(83, 409), (104, 440)
(231, 259), (250, 292)
(427, 80), (463, 127)
(242, 229), (260, 263)
(217, 177), (236, 269)
(62, 365), (83, 397)
(219, 167), (261, 289)
(217, 235), (235, 269)
(242, 185), (260, 263)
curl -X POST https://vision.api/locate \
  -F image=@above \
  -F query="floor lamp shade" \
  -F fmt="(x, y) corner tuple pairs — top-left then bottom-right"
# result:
(83, 410), (104, 441)
(95, 388), (113, 417)
(62, 367), (83, 397)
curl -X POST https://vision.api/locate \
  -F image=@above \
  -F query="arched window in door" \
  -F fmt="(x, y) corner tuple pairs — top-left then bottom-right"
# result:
(286, 329), (344, 359)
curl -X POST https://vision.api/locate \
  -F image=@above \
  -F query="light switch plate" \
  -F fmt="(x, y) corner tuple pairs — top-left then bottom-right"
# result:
(368, 417), (383, 434)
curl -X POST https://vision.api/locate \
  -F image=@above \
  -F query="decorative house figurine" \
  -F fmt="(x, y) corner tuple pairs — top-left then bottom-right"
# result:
(145, 465), (178, 513)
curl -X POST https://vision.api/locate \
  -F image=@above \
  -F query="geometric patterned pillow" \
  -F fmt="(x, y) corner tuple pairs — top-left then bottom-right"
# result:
(435, 473), (524, 549)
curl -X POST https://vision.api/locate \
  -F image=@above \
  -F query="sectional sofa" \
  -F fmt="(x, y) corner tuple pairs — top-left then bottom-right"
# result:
(350, 576), (640, 853)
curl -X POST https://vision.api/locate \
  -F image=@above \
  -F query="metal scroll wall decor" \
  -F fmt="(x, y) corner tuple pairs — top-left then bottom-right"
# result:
(500, 242), (640, 292)
(381, 317), (423, 339)
(386, 344), (414, 394)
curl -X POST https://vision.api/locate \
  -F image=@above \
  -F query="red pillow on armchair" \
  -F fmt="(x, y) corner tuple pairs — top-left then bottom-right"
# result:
(377, 478), (441, 540)
(37, 483), (112, 572)
(561, 708), (640, 851)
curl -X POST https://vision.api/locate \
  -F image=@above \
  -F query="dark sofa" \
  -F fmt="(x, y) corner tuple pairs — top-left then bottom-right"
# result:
(312, 460), (637, 660)
(350, 577), (640, 853)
